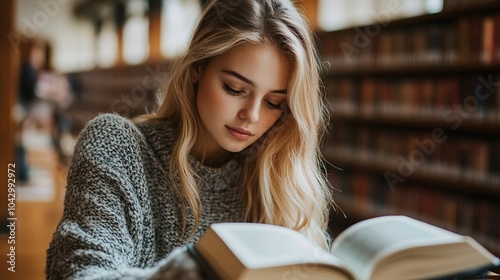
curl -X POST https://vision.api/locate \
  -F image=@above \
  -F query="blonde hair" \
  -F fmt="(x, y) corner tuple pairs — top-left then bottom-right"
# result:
(137, 0), (334, 248)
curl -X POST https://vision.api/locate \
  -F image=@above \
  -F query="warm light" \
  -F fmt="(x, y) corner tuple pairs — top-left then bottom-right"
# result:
(96, 20), (118, 68)
(160, 0), (200, 58)
(318, 0), (443, 31)
(123, 0), (149, 65)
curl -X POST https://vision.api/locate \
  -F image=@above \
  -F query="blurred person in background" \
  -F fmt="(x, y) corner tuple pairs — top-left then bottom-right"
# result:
(16, 39), (47, 183)
(16, 39), (75, 184)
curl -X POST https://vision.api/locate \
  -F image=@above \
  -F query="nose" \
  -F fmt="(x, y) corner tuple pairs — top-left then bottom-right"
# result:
(239, 98), (260, 123)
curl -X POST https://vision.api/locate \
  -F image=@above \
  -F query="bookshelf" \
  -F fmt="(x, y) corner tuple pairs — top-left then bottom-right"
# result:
(319, 0), (500, 260)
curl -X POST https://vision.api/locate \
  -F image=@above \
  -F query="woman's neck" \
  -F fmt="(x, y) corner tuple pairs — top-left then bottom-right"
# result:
(190, 143), (234, 168)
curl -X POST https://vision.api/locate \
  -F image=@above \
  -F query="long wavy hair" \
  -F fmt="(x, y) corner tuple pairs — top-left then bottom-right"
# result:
(137, 0), (334, 248)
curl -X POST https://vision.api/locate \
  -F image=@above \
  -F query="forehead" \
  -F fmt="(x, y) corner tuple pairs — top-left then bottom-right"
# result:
(207, 43), (290, 89)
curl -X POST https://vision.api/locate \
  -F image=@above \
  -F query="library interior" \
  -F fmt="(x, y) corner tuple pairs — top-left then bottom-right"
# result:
(0, 0), (499, 279)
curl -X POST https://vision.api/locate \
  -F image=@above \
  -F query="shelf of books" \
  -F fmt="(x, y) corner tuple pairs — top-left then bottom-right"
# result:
(319, 0), (500, 260)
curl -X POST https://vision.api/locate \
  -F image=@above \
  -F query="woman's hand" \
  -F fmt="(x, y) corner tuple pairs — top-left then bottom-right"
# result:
(151, 247), (206, 280)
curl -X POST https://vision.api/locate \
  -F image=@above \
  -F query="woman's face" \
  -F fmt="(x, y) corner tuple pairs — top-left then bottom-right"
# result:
(194, 43), (289, 164)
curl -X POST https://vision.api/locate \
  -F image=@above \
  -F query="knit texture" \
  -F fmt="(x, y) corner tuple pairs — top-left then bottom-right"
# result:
(46, 113), (244, 279)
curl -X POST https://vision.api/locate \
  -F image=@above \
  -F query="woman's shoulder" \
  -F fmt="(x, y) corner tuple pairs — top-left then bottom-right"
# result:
(86, 112), (134, 128)
(73, 113), (146, 160)
(135, 116), (178, 153)
(81, 113), (141, 141)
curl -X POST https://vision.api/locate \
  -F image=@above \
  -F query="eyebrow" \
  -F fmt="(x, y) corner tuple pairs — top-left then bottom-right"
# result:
(221, 69), (287, 94)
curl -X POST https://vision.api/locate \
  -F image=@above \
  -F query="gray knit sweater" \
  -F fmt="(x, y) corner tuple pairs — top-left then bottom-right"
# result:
(46, 113), (244, 279)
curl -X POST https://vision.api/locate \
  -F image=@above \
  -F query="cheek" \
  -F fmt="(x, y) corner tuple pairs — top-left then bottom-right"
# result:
(212, 94), (232, 111)
(198, 84), (234, 119)
(207, 95), (233, 119)
(262, 111), (284, 132)
(198, 81), (219, 108)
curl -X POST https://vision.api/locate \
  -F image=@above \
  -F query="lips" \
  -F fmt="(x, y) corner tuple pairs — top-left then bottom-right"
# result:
(226, 126), (253, 141)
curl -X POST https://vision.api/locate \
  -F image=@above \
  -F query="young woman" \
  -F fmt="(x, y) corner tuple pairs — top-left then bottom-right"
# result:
(46, 0), (335, 279)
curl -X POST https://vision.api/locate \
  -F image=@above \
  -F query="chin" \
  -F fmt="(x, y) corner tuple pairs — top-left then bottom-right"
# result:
(221, 142), (250, 153)
(223, 146), (246, 153)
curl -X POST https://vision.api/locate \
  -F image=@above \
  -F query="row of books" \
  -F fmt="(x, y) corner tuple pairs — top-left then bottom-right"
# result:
(325, 76), (500, 123)
(320, 12), (500, 68)
(328, 171), (500, 254)
(325, 125), (500, 184)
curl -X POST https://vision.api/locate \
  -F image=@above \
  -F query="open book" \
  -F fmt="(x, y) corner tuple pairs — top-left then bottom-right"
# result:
(190, 215), (499, 280)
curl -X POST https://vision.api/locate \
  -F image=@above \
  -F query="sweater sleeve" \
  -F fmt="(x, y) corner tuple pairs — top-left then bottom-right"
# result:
(46, 114), (169, 279)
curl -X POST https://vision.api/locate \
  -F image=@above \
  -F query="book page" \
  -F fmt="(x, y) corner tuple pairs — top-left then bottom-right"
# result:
(330, 216), (463, 279)
(209, 223), (355, 279)
(214, 223), (346, 269)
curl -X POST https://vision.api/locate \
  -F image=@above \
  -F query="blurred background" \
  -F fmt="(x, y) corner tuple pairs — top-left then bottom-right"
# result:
(0, 0), (498, 279)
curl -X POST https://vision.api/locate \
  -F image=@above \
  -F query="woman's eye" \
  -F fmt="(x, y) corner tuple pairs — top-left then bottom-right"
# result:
(265, 100), (283, 110)
(223, 83), (244, 95)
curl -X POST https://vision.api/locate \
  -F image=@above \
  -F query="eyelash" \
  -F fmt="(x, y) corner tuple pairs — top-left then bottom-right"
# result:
(265, 101), (282, 110)
(223, 83), (243, 95)
(223, 83), (283, 110)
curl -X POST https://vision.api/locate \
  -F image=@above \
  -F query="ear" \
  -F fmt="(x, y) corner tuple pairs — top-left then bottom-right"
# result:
(192, 64), (203, 83)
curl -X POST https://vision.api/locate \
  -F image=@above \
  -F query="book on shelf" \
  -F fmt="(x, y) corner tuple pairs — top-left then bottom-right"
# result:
(189, 215), (499, 280)
(328, 75), (500, 122)
(326, 125), (500, 184)
(321, 10), (500, 69)
(327, 169), (500, 255)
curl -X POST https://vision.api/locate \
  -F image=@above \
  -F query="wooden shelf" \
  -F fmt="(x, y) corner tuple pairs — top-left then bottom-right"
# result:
(319, 1), (500, 37)
(326, 63), (500, 77)
(330, 110), (500, 136)
(318, 1), (500, 77)
(323, 148), (500, 199)
(321, 1), (500, 259)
